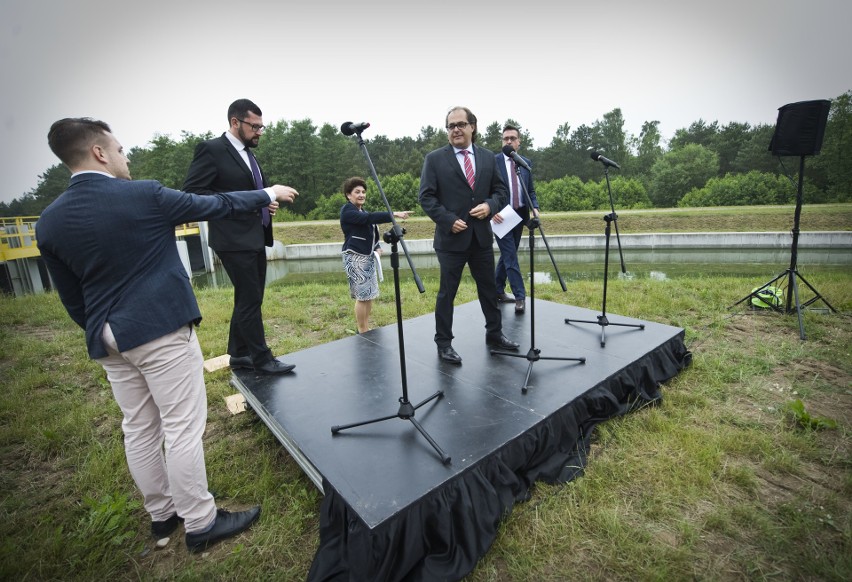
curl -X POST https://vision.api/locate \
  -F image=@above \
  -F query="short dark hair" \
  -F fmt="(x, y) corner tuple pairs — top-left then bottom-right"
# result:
(47, 117), (112, 168)
(502, 123), (521, 136)
(342, 176), (367, 197)
(227, 99), (262, 122)
(446, 106), (478, 143)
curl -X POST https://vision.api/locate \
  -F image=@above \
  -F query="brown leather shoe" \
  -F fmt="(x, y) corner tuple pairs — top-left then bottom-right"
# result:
(515, 299), (525, 313)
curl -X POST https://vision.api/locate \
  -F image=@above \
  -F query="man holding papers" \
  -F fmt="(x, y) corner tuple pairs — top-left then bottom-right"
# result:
(492, 124), (540, 314)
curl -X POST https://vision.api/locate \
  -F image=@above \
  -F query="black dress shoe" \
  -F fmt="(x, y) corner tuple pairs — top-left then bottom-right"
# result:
(185, 506), (261, 554)
(515, 299), (525, 314)
(496, 292), (516, 303)
(255, 358), (296, 375)
(151, 513), (183, 539)
(229, 356), (253, 370)
(437, 346), (462, 365)
(486, 334), (520, 350)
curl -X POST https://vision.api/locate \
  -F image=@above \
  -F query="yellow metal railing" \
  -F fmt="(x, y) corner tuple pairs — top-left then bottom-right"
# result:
(0, 216), (200, 261)
(0, 216), (40, 261)
(175, 223), (200, 237)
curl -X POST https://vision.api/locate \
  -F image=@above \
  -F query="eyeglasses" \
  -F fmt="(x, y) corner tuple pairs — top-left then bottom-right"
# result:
(446, 122), (470, 130)
(236, 119), (266, 133)
(502, 136), (519, 142)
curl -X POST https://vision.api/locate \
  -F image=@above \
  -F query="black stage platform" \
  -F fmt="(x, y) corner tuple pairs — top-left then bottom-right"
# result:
(231, 299), (690, 581)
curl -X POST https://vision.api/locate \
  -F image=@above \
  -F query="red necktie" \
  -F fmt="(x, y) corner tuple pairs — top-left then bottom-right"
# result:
(461, 150), (475, 190)
(510, 159), (520, 209)
(246, 149), (270, 226)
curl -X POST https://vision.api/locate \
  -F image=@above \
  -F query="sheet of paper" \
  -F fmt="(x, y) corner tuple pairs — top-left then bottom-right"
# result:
(490, 205), (522, 239)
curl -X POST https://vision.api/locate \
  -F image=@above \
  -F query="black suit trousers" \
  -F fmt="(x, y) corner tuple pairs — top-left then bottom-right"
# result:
(434, 242), (502, 348)
(217, 249), (273, 365)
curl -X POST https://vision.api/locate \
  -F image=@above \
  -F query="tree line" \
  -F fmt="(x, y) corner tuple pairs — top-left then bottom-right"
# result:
(2, 90), (849, 219)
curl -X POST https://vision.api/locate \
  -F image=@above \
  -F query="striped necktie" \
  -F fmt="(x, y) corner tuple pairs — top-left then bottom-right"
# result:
(460, 149), (475, 190)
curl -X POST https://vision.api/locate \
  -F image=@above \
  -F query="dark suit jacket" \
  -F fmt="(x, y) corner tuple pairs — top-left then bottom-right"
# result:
(36, 173), (272, 359)
(339, 202), (392, 255)
(183, 134), (273, 250)
(495, 152), (539, 224)
(419, 143), (508, 251)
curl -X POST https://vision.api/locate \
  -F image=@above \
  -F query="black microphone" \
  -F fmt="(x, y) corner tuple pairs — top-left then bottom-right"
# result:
(502, 144), (531, 171)
(340, 121), (370, 136)
(590, 151), (620, 169)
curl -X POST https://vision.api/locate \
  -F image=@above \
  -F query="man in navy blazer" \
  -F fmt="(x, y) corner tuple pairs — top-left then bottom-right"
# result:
(37, 117), (296, 553)
(183, 99), (297, 375)
(419, 106), (519, 364)
(493, 124), (540, 314)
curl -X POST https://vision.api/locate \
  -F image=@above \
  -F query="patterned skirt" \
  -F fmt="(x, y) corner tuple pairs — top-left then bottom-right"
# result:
(342, 250), (380, 301)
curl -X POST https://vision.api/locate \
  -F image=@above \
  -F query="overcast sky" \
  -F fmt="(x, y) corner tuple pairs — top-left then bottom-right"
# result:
(2, 0), (849, 205)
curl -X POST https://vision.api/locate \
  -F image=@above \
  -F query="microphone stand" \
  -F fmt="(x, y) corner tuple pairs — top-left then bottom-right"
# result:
(565, 164), (644, 347)
(331, 128), (450, 465)
(490, 160), (585, 394)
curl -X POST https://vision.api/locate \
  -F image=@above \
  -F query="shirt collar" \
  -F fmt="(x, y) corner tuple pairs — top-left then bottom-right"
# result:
(71, 170), (114, 179)
(225, 131), (248, 152)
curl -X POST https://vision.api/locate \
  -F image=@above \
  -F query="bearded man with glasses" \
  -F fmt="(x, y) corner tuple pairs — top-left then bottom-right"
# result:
(184, 99), (298, 375)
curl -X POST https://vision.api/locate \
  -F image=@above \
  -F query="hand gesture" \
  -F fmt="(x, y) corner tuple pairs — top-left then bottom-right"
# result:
(271, 185), (299, 204)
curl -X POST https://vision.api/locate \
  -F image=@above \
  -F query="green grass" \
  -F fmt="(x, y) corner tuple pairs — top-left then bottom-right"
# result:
(274, 203), (852, 245)
(1, 233), (850, 580)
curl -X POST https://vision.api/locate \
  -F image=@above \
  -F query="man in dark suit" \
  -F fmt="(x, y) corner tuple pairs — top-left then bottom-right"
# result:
(37, 117), (297, 553)
(493, 124), (540, 314)
(419, 106), (520, 365)
(183, 99), (296, 375)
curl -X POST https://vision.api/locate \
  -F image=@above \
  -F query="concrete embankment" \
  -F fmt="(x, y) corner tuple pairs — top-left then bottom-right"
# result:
(272, 231), (852, 261)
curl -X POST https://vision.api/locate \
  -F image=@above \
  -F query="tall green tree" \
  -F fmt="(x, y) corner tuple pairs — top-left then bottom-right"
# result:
(649, 144), (719, 207)
(630, 120), (664, 178)
(0, 164), (70, 217)
(731, 124), (778, 175)
(714, 122), (752, 176)
(811, 90), (852, 202)
(669, 119), (720, 150)
(481, 121), (503, 152)
(593, 108), (629, 167)
(415, 125), (447, 157)
(315, 123), (361, 200)
(569, 124), (599, 182)
(135, 132), (211, 189)
(261, 119), (320, 216)
(536, 122), (572, 181)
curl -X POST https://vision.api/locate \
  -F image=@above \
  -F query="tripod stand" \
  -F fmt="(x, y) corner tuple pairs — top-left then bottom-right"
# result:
(490, 156), (585, 394)
(331, 125), (450, 464)
(565, 164), (644, 347)
(730, 155), (836, 340)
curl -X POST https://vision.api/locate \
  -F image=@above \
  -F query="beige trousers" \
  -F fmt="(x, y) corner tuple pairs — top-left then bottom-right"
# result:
(97, 323), (216, 533)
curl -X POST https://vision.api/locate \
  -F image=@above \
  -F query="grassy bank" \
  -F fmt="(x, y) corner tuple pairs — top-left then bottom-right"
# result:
(275, 203), (852, 245)
(1, 269), (850, 580)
